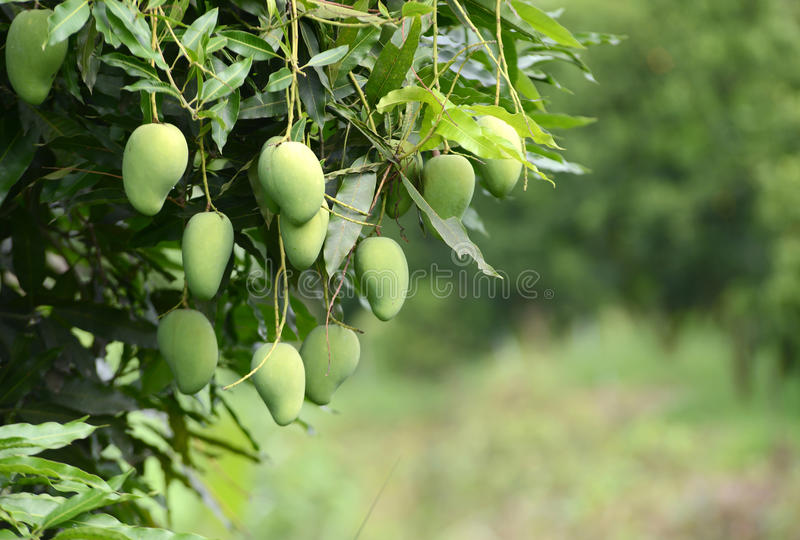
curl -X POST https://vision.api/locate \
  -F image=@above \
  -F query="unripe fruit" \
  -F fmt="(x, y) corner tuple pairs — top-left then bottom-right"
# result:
(259, 140), (324, 225)
(251, 342), (305, 426)
(5, 10), (67, 105)
(248, 161), (278, 220)
(122, 123), (189, 216)
(300, 325), (360, 405)
(157, 309), (218, 394)
(422, 154), (475, 222)
(476, 116), (523, 198)
(386, 141), (422, 219)
(354, 237), (409, 321)
(182, 212), (234, 301)
(281, 208), (329, 270)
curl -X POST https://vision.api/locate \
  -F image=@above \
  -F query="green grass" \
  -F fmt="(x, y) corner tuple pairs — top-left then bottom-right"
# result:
(167, 309), (800, 539)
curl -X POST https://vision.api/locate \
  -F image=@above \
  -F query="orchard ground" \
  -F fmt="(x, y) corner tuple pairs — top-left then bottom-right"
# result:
(164, 308), (800, 539)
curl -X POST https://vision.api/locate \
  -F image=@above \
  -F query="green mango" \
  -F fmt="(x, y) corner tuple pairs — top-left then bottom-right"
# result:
(122, 123), (189, 216)
(251, 342), (305, 426)
(182, 212), (234, 301)
(157, 309), (218, 394)
(386, 141), (422, 219)
(280, 207), (329, 270)
(254, 136), (282, 216)
(259, 140), (324, 224)
(248, 161), (278, 220)
(422, 154), (475, 222)
(354, 236), (409, 321)
(5, 10), (67, 105)
(476, 116), (523, 198)
(300, 325), (360, 405)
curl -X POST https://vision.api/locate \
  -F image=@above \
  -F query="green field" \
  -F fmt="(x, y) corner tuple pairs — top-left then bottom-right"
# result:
(168, 310), (800, 539)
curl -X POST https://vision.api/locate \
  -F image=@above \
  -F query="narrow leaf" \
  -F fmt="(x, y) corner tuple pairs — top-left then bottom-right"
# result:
(364, 16), (422, 105)
(48, 0), (91, 46)
(304, 45), (349, 68)
(218, 30), (279, 60)
(266, 67), (292, 92)
(508, 0), (583, 48)
(200, 57), (252, 103)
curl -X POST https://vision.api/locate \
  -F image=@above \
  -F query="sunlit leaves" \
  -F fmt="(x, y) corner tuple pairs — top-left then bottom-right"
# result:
(48, 0), (91, 46)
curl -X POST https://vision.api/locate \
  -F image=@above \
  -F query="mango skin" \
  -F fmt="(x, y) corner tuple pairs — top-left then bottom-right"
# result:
(122, 123), (189, 216)
(248, 161), (278, 219)
(259, 140), (324, 225)
(182, 212), (234, 301)
(386, 142), (422, 219)
(157, 309), (218, 394)
(251, 342), (305, 426)
(422, 154), (475, 222)
(281, 207), (329, 270)
(354, 236), (409, 321)
(5, 10), (67, 105)
(300, 325), (360, 405)
(476, 116), (523, 198)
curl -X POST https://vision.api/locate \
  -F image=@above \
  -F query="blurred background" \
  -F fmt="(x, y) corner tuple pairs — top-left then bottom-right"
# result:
(169, 0), (800, 537)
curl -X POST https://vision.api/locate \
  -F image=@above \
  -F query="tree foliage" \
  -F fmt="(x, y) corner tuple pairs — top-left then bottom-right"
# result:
(0, 0), (602, 535)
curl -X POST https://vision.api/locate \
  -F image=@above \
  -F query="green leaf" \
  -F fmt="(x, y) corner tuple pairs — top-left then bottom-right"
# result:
(324, 156), (376, 276)
(0, 419), (96, 458)
(77, 513), (212, 539)
(0, 115), (38, 207)
(0, 493), (65, 527)
(102, 0), (165, 69)
(0, 456), (110, 492)
(218, 30), (279, 60)
(122, 80), (181, 99)
(400, 172), (500, 277)
(266, 67), (293, 92)
(402, 1), (434, 16)
(467, 104), (557, 147)
(181, 8), (219, 57)
(303, 0), (384, 23)
(48, 0), (91, 46)
(53, 526), (132, 540)
(36, 488), (125, 532)
(330, 26), (379, 84)
(508, 0), (583, 48)
(204, 90), (240, 152)
(101, 53), (159, 80)
(200, 57), (252, 103)
(529, 112), (597, 130)
(364, 16), (422, 105)
(239, 92), (287, 119)
(304, 45), (349, 68)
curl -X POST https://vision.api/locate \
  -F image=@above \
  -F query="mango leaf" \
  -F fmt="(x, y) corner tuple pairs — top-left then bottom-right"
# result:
(467, 104), (556, 147)
(0, 493), (65, 527)
(364, 16), (421, 105)
(218, 30), (279, 60)
(181, 8), (218, 59)
(102, 0), (166, 69)
(76, 513), (212, 539)
(305, 45), (349, 68)
(0, 115), (38, 207)
(297, 61), (327, 128)
(36, 488), (127, 532)
(330, 26), (379, 84)
(122, 80), (181, 99)
(377, 86), (519, 159)
(91, 3), (121, 48)
(508, 0), (583, 48)
(200, 57), (252, 103)
(48, 0), (91, 46)
(239, 92), (287, 119)
(101, 53), (159, 80)
(302, 0), (384, 23)
(0, 419), (97, 458)
(402, 1), (434, 16)
(205, 35), (227, 54)
(529, 112), (596, 130)
(400, 172), (499, 277)
(52, 526), (132, 540)
(324, 156), (377, 275)
(0, 456), (110, 492)
(203, 90), (240, 152)
(266, 67), (292, 92)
